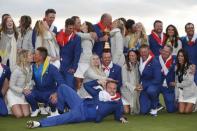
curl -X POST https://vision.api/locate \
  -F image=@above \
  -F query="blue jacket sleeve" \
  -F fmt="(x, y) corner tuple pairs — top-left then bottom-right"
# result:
(114, 100), (124, 121)
(84, 80), (101, 98)
(51, 65), (66, 86)
(152, 58), (162, 86)
(71, 36), (81, 70)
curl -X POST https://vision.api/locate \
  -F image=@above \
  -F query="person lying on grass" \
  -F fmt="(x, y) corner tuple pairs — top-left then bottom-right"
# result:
(27, 79), (128, 128)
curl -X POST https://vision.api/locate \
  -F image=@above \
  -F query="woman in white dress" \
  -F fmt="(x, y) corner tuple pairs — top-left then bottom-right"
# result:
(33, 20), (60, 68)
(110, 19), (125, 67)
(121, 49), (142, 114)
(170, 49), (197, 114)
(7, 50), (33, 118)
(0, 16), (18, 71)
(74, 21), (95, 90)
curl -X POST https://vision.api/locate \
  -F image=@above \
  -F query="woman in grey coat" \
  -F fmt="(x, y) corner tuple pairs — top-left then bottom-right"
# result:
(171, 49), (197, 114)
(110, 19), (125, 67)
(7, 50), (33, 118)
(17, 15), (33, 52)
(121, 49), (142, 114)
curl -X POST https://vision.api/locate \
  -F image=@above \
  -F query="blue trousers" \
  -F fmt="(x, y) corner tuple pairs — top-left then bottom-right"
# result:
(140, 85), (158, 114)
(0, 97), (8, 116)
(25, 90), (56, 112)
(158, 86), (176, 113)
(61, 71), (75, 90)
(39, 85), (86, 127)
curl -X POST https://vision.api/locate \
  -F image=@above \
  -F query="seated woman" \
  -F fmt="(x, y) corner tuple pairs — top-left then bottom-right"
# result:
(77, 54), (107, 98)
(121, 49), (142, 114)
(0, 56), (11, 116)
(7, 50), (33, 118)
(171, 49), (197, 114)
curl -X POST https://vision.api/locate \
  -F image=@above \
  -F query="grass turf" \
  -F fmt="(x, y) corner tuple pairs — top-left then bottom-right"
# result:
(0, 111), (197, 131)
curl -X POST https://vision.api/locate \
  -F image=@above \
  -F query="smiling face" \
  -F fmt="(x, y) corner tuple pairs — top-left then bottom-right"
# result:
(167, 26), (175, 37)
(6, 17), (14, 29)
(102, 52), (112, 66)
(160, 46), (172, 61)
(45, 13), (55, 27)
(80, 22), (88, 33)
(106, 82), (117, 96)
(140, 47), (149, 61)
(185, 23), (194, 37)
(128, 51), (137, 64)
(154, 22), (163, 34)
(91, 55), (100, 67)
(177, 52), (185, 65)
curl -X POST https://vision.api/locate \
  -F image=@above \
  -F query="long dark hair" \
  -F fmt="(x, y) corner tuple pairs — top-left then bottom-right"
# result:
(126, 49), (139, 71)
(84, 21), (94, 33)
(19, 15), (32, 36)
(1, 16), (18, 40)
(176, 49), (190, 83)
(164, 24), (179, 48)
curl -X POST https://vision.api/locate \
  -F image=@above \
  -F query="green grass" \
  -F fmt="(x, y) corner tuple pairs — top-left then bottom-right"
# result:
(1, 112), (197, 131)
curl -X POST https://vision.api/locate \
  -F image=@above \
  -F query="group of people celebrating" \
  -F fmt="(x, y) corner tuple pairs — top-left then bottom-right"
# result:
(0, 8), (197, 128)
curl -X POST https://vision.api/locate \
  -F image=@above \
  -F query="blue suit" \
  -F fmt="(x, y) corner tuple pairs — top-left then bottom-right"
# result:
(0, 64), (11, 116)
(108, 64), (122, 93)
(39, 80), (123, 127)
(156, 56), (177, 113)
(181, 37), (197, 85)
(139, 58), (162, 114)
(25, 64), (65, 112)
(148, 34), (164, 56)
(59, 34), (81, 90)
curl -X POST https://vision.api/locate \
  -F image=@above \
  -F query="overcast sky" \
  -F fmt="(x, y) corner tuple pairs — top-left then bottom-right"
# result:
(1, 0), (197, 35)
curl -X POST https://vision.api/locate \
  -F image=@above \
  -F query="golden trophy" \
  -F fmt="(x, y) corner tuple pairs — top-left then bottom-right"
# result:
(103, 28), (110, 52)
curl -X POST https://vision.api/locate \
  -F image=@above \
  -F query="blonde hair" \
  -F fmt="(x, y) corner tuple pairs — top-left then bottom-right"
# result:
(113, 19), (125, 36)
(136, 22), (148, 45)
(34, 20), (47, 46)
(16, 49), (30, 69)
(89, 54), (105, 77)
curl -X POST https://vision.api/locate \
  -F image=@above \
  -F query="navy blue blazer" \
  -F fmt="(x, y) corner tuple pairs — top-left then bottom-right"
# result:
(59, 34), (81, 73)
(140, 57), (162, 90)
(108, 64), (122, 93)
(155, 56), (176, 88)
(33, 64), (65, 92)
(0, 64), (11, 97)
(181, 37), (197, 66)
(148, 34), (164, 56)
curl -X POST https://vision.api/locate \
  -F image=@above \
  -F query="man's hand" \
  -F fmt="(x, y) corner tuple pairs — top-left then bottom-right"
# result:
(135, 84), (143, 92)
(90, 32), (98, 41)
(120, 117), (128, 124)
(50, 93), (58, 104)
(68, 68), (76, 74)
(97, 79), (107, 88)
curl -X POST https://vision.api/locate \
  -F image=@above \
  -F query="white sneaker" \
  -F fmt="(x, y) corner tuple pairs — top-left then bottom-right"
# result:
(26, 120), (40, 128)
(150, 109), (158, 116)
(40, 107), (48, 115)
(157, 105), (165, 112)
(47, 110), (60, 118)
(31, 109), (40, 117)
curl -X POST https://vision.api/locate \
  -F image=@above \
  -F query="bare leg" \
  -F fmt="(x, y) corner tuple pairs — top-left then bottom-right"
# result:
(11, 104), (23, 118)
